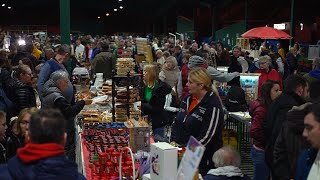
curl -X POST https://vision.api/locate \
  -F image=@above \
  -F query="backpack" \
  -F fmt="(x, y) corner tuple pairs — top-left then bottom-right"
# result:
(225, 85), (247, 112)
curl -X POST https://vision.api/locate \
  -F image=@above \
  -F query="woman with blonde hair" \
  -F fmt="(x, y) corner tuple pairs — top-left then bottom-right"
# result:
(159, 56), (180, 88)
(6, 107), (38, 158)
(142, 64), (172, 141)
(171, 67), (224, 176)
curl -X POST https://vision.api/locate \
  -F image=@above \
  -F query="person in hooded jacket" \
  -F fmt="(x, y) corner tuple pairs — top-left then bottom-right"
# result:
(273, 80), (320, 179)
(142, 64), (172, 141)
(249, 80), (281, 180)
(303, 57), (320, 84)
(177, 55), (239, 100)
(41, 70), (91, 161)
(171, 68), (224, 176)
(0, 108), (86, 180)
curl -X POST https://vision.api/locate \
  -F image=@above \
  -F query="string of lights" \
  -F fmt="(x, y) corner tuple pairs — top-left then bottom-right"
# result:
(97, 0), (124, 20)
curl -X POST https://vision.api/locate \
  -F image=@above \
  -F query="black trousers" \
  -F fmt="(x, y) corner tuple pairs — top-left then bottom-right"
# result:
(65, 128), (76, 162)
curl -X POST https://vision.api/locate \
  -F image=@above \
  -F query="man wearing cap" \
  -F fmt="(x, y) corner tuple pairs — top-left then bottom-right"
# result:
(177, 55), (239, 100)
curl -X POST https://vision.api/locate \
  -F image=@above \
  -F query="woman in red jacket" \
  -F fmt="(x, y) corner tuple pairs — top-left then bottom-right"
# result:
(249, 79), (281, 180)
(256, 55), (283, 96)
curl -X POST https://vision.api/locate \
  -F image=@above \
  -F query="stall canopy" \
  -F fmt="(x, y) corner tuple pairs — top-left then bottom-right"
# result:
(241, 26), (292, 39)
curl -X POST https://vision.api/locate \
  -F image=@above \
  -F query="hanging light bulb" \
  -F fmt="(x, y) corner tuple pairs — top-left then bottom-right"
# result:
(106, 13), (110, 16)
(119, 6), (123, 9)
(8, 6), (11, 9)
(114, 8), (117, 12)
(119, 0), (122, 2)
(2, 4), (5, 7)
(98, 16), (101, 19)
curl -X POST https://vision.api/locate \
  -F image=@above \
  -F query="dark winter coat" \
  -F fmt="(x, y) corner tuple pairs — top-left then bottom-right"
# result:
(92, 51), (116, 80)
(0, 155), (86, 180)
(41, 79), (85, 131)
(295, 148), (318, 180)
(0, 142), (6, 164)
(171, 90), (224, 175)
(249, 99), (267, 150)
(6, 133), (24, 159)
(263, 91), (306, 172)
(142, 80), (172, 130)
(7, 78), (36, 116)
(227, 56), (242, 86)
(273, 103), (312, 179)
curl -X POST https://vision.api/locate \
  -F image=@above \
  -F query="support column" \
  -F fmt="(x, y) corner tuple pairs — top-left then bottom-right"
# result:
(290, 0), (296, 46)
(244, 0), (248, 31)
(212, 5), (219, 41)
(60, 0), (70, 45)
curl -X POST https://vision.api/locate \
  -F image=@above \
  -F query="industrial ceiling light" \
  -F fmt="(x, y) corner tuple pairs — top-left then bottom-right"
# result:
(106, 13), (110, 16)
(8, 6), (11, 9)
(114, 8), (117, 12)
(98, 16), (101, 19)
(2, 4), (5, 7)
(119, 0), (122, 1)
(119, 6), (123, 9)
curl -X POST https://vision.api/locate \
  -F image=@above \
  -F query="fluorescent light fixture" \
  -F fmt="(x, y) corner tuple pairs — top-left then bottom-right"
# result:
(18, 39), (26, 46)
(2, 4), (5, 7)
(114, 8), (117, 11)
(120, 6), (123, 9)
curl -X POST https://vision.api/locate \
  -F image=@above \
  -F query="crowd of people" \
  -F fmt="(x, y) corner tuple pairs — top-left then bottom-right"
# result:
(0, 32), (320, 179)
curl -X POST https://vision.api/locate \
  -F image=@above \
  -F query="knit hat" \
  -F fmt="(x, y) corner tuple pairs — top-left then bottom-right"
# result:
(188, 55), (208, 69)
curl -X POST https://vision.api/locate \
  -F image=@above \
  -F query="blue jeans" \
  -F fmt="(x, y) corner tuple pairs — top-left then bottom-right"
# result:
(251, 146), (270, 180)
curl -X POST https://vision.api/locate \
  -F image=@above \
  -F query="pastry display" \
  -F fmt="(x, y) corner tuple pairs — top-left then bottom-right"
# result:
(116, 58), (136, 76)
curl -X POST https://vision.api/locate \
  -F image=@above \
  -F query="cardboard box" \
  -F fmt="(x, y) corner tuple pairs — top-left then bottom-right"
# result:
(150, 142), (178, 180)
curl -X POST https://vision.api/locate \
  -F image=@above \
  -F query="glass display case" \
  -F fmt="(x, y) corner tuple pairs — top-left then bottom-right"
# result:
(239, 73), (260, 104)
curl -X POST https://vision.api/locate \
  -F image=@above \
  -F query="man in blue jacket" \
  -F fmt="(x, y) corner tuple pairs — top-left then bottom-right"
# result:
(296, 103), (320, 180)
(0, 108), (86, 180)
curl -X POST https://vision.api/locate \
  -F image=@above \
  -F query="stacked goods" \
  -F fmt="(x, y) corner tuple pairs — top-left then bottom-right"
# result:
(115, 104), (133, 122)
(99, 80), (112, 95)
(116, 58), (135, 76)
(80, 110), (113, 123)
(116, 88), (140, 103)
(82, 122), (138, 179)
(124, 118), (150, 152)
(80, 110), (102, 123)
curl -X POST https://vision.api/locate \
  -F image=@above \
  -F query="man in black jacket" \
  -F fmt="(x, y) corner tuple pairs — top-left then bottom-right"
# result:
(273, 80), (320, 179)
(263, 75), (309, 180)
(41, 70), (91, 161)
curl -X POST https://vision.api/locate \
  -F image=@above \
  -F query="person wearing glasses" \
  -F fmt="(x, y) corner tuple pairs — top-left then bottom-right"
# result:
(6, 108), (38, 159)
(7, 65), (36, 117)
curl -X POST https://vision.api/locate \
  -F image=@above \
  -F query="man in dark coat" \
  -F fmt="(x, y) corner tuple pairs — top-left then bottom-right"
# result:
(264, 75), (309, 180)
(92, 42), (116, 80)
(0, 109), (85, 180)
(273, 80), (320, 179)
(41, 70), (91, 161)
